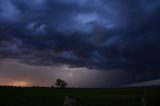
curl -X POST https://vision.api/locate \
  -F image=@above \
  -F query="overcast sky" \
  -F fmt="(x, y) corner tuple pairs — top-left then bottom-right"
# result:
(0, 0), (160, 87)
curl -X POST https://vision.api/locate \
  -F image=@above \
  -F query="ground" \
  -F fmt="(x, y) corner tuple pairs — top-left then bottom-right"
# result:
(0, 87), (160, 106)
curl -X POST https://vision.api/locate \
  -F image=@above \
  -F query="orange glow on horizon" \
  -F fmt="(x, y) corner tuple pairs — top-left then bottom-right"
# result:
(6, 80), (31, 87)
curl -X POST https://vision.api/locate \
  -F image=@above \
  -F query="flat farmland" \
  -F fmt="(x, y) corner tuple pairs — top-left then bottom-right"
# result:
(0, 87), (159, 106)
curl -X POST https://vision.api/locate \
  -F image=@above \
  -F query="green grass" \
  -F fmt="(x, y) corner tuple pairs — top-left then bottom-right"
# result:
(0, 87), (160, 106)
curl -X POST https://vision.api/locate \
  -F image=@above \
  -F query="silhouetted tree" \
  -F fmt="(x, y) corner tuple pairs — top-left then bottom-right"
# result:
(55, 79), (68, 88)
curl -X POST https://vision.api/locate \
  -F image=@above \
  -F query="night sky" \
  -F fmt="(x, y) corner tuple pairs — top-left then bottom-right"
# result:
(0, 0), (160, 88)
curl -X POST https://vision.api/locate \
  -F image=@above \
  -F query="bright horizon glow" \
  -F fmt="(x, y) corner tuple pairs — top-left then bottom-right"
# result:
(5, 80), (31, 87)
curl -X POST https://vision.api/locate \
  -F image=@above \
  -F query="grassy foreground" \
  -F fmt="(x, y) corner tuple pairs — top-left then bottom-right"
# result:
(0, 87), (160, 106)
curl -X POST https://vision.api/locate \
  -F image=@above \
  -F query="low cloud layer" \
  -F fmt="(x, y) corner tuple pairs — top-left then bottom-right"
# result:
(0, 0), (160, 85)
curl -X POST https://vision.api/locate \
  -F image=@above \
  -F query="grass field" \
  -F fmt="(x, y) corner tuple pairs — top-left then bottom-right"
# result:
(0, 87), (160, 106)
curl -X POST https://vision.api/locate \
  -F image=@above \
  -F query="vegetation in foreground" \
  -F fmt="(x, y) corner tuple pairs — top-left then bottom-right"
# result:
(0, 87), (160, 106)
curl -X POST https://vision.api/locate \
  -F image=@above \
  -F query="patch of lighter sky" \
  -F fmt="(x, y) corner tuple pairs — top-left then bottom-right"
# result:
(0, 59), (114, 88)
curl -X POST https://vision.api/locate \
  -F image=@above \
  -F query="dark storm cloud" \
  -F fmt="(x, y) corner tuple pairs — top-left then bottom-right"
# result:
(0, 0), (160, 84)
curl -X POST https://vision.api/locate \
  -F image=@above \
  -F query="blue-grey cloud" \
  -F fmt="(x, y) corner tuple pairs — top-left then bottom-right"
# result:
(0, 0), (160, 85)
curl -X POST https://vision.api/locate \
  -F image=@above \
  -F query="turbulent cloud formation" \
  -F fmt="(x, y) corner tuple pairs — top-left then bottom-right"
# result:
(0, 0), (160, 84)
